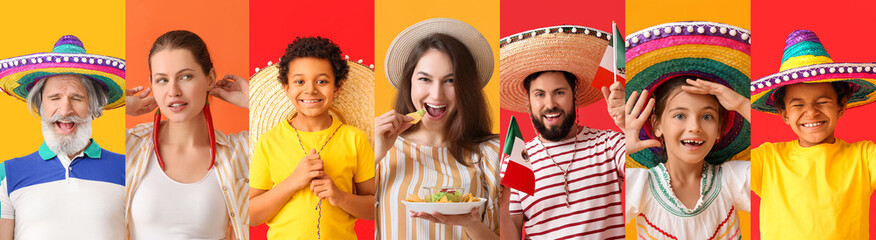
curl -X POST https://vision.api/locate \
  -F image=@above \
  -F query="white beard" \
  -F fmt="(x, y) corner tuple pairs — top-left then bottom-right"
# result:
(41, 114), (93, 157)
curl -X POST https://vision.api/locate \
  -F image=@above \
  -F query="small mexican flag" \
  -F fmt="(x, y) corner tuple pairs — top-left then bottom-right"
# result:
(500, 116), (535, 195)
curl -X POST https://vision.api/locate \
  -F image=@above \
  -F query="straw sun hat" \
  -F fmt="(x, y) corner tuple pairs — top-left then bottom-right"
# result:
(751, 30), (876, 114)
(248, 58), (375, 151)
(499, 25), (612, 113)
(625, 21), (751, 168)
(384, 18), (494, 89)
(0, 35), (126, 109)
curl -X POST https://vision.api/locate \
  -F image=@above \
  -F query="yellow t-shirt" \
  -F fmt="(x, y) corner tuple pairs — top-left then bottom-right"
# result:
(250, 117), (374, 240)
(752, 139), (876, 239)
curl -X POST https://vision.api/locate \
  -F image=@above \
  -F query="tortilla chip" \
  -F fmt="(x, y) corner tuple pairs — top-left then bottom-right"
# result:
(405, 194), (425, 202)
(407, 109), (425, 124)
(437, 196), (451, 203)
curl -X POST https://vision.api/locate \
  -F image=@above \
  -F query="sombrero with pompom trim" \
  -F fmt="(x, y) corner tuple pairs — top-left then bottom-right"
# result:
(751, 30), (876, 114)
(625, 21), (751, 169)
(0, 35), (125, 109)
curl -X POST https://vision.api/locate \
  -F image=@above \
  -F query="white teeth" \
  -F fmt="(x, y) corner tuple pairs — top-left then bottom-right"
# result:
(802, 121), (824, 128)
(425, 103), (446, 109)
(170, 103), (185, 107)
(545, 113), (560, 118)
(301, 99), (321, 103)
(681, 140), (704, 145)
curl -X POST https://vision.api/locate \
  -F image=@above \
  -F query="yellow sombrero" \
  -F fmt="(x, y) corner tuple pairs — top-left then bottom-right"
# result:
(0, 35), (125, 109)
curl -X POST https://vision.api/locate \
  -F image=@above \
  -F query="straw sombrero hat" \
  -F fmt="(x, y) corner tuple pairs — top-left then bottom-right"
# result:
(0, 35), (125, 109)
(384, 18), (494, 89)
(249, 59), (375, 151)
(499, 25), (611, 112)
(625, 22), (751, 168)
(751, 30), (876, 114)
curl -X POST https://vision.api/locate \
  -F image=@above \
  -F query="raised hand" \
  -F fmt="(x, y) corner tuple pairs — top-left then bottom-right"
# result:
(209, 74), (250, 109)
(625, 90), (662, 154)
(681, 78), (751, 122)
(125, 86), (157, 116)
(374, 110), (414, 160)
(601, 81), (626, 130)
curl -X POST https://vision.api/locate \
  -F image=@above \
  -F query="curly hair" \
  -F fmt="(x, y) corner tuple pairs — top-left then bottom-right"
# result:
(277, 37), (348, 87)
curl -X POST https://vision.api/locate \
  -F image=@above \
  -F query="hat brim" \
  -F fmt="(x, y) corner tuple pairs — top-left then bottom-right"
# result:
(249, 60), (375, 151)
(0, 53), (126, 109)
(499, 26), (611, 113)
(751, 63), (876, 114)
(384, 18), (494, 89)
(624, 22), (751, 168)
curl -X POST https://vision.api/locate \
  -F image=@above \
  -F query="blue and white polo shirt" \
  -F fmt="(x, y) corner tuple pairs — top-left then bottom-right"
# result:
(0, 139), (125, 240)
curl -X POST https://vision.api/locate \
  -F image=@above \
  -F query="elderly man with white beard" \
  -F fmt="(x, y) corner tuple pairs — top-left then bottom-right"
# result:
(0, 35), (126, 240)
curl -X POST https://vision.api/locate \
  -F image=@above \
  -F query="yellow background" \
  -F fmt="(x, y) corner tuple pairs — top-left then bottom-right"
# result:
(625, 0), (751, 239)
(0, 0), (126, 163)
(374, 0), (501, 133)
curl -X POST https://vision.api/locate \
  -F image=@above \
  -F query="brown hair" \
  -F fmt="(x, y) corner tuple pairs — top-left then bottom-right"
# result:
(148, 30), (214, 75)
(394, 33), (496, 165)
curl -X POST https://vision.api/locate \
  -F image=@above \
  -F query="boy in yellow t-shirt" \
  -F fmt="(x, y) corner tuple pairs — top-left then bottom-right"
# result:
(249, 37), (375, 239)
(750, 30), (876, 239)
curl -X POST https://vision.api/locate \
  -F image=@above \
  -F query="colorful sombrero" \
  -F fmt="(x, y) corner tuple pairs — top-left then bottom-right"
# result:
(625, 22), (751, 168)
(249, 59), (375, 151)
(385, 18), (494, 89)
(0, 35), (125, 109)
(499, 25), (611, 113)
(751, 30), (876, 114)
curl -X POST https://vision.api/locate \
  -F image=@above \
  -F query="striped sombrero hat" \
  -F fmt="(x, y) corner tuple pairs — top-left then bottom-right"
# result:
(751, 30), (876, 114)
(248, 59), (375, 151)
(499, 25), (611, 113)
(0, 35), (125, 109)
(625, 22), (751, 168)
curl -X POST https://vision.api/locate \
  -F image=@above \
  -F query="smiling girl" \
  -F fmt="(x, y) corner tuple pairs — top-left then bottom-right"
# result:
(623, 22), (752, 239)
(375, 18), (500, 240)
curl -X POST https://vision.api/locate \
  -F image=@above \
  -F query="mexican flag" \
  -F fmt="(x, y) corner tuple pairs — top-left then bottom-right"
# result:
(500, 116), (535, 195)
(592, 21), (626, 90)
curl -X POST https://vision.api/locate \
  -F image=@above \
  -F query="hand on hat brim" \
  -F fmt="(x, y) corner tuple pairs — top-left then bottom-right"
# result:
(625, 90), (662, 154)
(125, 86), (157, 117)
(681, 79), (751, 122)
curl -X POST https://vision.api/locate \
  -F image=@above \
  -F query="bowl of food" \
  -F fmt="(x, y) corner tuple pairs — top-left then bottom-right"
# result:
(401, 187), (486, 215)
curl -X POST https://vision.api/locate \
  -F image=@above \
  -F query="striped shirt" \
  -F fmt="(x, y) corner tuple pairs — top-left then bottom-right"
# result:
(504, 126), (625, 240)
(376, 136), (501, 240)
(125, 122), (250, 240)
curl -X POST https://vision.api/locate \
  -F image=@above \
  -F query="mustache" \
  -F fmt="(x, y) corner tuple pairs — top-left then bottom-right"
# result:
(43, 114), (88, 124)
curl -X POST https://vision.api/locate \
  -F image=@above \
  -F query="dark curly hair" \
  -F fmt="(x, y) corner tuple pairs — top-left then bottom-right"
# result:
(277, 37), (348, 88)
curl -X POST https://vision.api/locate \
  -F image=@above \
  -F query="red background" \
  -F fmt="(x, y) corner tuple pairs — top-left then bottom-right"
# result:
(248, 0), (374, 239)
(751, 0), (876, 238)
(500, 0), (625, 238)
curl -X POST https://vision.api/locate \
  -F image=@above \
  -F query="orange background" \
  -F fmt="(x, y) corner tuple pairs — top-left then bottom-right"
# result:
(125, 0), (249, 132)
(625, 0), (751, 239)
(0, 0), (126, 161)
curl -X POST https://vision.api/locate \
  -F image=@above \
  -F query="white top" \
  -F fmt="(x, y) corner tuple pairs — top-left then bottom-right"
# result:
(129, 154), (228, 240)
(503, 127), (626, 240)
(625, 160), (750, 240)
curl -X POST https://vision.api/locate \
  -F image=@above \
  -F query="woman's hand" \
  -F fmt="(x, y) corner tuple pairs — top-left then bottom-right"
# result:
(210, 74), (250, 109)
(601, 81), (626, 130)
(625, 90), (662, 154)
(374, 110), (413, 160)
(681, 78), (751, 122)
(411, 208), (479, 226)
(125, 86), (157, 116)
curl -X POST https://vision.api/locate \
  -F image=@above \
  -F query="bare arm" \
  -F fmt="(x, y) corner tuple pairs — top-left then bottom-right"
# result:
(249, 150), (325, 226)
(499, 186), (522, 239)
(330, 179), (376, 220)
(0, 219), (13, 240)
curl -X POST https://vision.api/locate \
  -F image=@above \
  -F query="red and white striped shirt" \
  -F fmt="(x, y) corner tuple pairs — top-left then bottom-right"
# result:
(505, 126), (625, 240)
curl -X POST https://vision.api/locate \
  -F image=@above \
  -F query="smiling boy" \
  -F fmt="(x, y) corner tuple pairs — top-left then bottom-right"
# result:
(750, 30), (876, 239)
